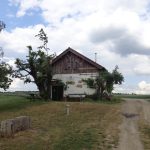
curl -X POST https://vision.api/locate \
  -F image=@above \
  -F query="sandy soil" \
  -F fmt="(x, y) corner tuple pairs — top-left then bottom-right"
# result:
(116, 99), (150, 150)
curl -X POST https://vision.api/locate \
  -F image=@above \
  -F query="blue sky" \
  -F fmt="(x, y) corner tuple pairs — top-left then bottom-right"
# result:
(0, 0), (45, 30)
(1, 0), (150, 94)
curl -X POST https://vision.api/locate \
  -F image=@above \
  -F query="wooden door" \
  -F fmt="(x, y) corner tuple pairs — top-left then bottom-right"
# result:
(52, 86), (63, 100)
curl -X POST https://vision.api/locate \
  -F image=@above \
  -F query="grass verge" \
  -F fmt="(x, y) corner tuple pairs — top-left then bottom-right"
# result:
(139, 122), (150, 150)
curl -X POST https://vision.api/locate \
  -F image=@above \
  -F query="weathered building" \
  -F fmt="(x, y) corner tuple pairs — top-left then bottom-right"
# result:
(52, 47), (106, 100)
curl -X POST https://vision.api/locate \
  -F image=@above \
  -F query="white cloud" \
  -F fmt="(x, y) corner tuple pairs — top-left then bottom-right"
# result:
(138, 81), (150, 90)
(132, 55), (150, 75)
(9, 0), (149, 21)
(3, 0), (150, 93)
(9, 78), (38, 91)
(9, 0), (41, 17)
(8, 0), (150, 56)
(0, 24), (46, 56)
(135, 81), (150, 94)
(134, 64), (150, 75)
(113, 83), (138, 94)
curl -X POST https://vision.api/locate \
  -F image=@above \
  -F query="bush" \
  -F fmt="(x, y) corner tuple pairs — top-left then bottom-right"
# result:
(86, 94), (99, 101)
(85, 95), (123, 104)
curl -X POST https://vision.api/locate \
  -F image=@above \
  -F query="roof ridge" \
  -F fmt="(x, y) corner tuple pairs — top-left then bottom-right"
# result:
(52, 47), (106, 71)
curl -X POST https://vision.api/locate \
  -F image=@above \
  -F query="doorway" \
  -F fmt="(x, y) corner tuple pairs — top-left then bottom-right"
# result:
(52, 86), (63, 100)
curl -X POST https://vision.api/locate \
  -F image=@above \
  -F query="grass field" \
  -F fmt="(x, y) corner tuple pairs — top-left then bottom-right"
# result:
(114, 94), (150, 99)
(0, 94), (122, 150)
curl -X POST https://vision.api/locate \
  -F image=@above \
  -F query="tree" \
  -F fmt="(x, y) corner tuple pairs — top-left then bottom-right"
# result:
(0, 21), (5, 57)
(106, 66), (124, 94)
(0, 21), (6, 32)
(95, 66), (124, 99)
(14, 29), (55, 100)
(83, 66), (124, 100)
(0, 21), (13, 90)
(0, 62), (13, 90)
(95, 71), (109, 99)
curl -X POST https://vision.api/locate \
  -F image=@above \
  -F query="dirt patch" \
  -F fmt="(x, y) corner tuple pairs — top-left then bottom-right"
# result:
(116, 99), (144, 150)
(122, 113), (139, 118)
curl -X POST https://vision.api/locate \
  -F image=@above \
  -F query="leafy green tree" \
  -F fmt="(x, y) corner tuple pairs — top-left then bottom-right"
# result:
(0, 21), (6, 32)
(14, 29), (55, 100)
(0, 21), (5, 57)
(106, 66), (124, 94)
(95, 66), (124, 99)
(0, 62), (13, 90)
(95, 71), (109, 99)
(0, 21), (13, 90)
(84, 66), (124, 100)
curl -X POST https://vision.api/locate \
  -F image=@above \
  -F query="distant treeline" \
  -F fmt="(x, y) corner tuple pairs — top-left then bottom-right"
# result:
(0, 91), (39, 96)
(114, 93), (150, 99)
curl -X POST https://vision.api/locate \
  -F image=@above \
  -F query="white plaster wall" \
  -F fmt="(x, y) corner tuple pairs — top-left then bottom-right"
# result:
(53, 73), (98, 96)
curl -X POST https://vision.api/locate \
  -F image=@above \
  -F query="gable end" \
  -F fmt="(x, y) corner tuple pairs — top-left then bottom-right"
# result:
(52, 47), (106, 74)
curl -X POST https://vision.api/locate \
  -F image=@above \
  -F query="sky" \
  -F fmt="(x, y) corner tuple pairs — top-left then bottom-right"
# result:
(1, 0), (150, 94)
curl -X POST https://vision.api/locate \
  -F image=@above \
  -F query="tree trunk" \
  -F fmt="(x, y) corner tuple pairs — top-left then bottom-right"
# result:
(98, 84), (104, 100)
(37, 81), (52, 100)
(37, 83), (47, 100)
(100, 88), (103, 100)
(96, 85), (101, 100)
(46, 60), (52, 100)
(46, 84), (51, 100)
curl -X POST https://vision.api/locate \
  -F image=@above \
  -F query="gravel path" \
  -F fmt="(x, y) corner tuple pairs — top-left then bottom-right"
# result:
(116, 99), (148, 150)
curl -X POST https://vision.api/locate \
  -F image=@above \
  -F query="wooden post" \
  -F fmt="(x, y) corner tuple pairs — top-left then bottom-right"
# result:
(66, 104), (70, 115)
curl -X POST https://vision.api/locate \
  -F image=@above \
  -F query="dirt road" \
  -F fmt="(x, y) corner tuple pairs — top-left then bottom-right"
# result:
(116, 99), (150, 150)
